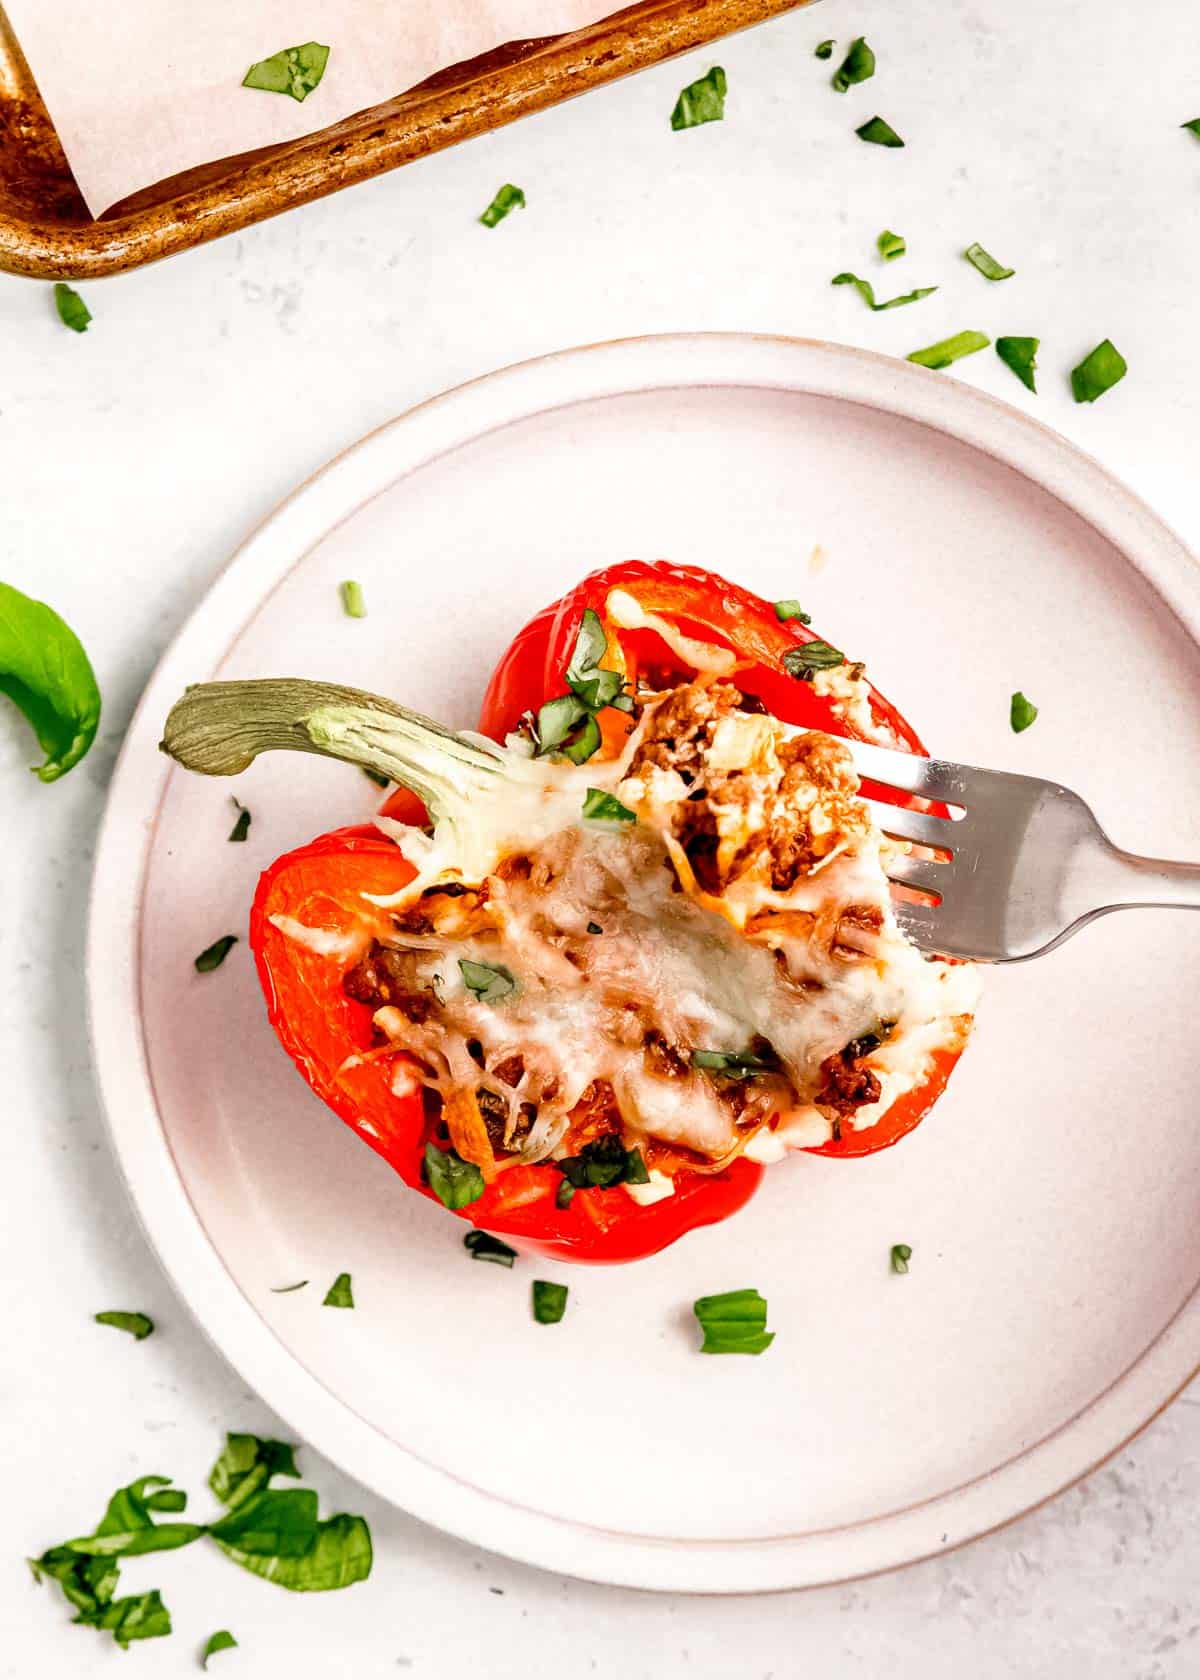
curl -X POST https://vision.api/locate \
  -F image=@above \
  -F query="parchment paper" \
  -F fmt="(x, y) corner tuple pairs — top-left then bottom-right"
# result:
(6, 2), (609, 217)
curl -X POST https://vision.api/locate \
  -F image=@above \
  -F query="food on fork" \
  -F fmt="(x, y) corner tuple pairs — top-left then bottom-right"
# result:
(162, 562), (979, 1263)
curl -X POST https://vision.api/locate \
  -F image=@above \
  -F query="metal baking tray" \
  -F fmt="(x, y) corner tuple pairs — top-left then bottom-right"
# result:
(0, 0), (807, 279)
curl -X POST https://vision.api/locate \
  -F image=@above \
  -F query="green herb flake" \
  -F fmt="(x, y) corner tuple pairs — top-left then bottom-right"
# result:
(996, 335), (1039, 393)
(832, 272), (937, 311)
(480, 184), (526, 228)
(670, 64), (727, 130)
(228, 798), (251, 842)
(1071, 338), (1127, 404)
(94, 1310), (154, 1341)
(424, 1142), (486, 1211)
(907, 330), (991, 370)
(815, 39), (835, 59)
(581, 787), (636, 823)
(556, 1135), (648, 1191)
(458, 958), (517, 1004)
(270, 1280), (309, 1293)
(586, 920), (603, 935)
(774, 599), (811, 623)
(890, 1243), (913, 1274)
(203, 1630), (238, 1667)
(532, 1280), (569, 1324)
(832, 36), (875, 92)
(54, 282), (92, 333)
(1183, 119), (1200, 138)
(693, 1287), (775, 1355)
(555, 1179), (576, 1210)
(0, 580), (101, 781)
(856, 115), (904, 148)
(243, 42), (330, 102)
(463, 1230), (517, 1267)
(209, 1435), (300, 1510)
(217, 1511), (372, 1592)
(782, 640), (844, 679)
(692, 1049), (771, 1077)
(877, 228), (905, 261)
(1010, 691), (1038, 733)
(339, 580), (366, 619)
(322, 1272), (354, 1309)
(964, 242), (1014, 281)
(560, 713), (601, 765)
(195, 935), (238, 974)
(361, 766), (390, 788)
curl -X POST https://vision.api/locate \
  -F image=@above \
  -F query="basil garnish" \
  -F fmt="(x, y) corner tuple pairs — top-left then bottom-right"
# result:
(1071, 339), (1126, 403)
(54, 282), (91, 333)
(996, 336), (1038, 393)
(322, 1272), (354, 1309)
(361, 766), (390, 788)
(692, 1049), (771, 1077)
(480, 184), (525, 228)
(832, 36), (875, 92)
(907, 330), (990, 369)
(832, 272), (937, 311)
(535, 608), (631, 764)
(94, 1310), (154, 1341)
(670, 65), (727, 130)
(856, 115), (904, 147)
(890, 1243), (912, 1274)
(195, 935), (237, 973)
(581, 787), (636, 823)
(774, 599), (812, 624)
(585, 921), (603, 935)
(877, 228), (905, 261)
(204, 1630), (238, 1666)
(815, 39), (835, 59)
(424, 1142), (486, 1210)
(209, 1436), (300, 1510)
(782, 640), (844, 678)
(458, 958), (517, 1004)
(556, 1136), (648, 1190)
(693, 1288), (775, 1355)
(1183, 119), (1200, 139)
(1010, 691), (1038, 734)
(228, 798), (251, 842)
(464, 1230), (517, 1267)
(0, 579), (101, 781)
(339, 580), (366, 619)
(532, 1281), (569, 1324)
(964, 242), (1014, 281)
(555, 1179), (577, 1210)
(243, 42), (329, 102)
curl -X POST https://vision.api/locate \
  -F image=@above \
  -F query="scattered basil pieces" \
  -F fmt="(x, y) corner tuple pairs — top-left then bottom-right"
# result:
(535, 609), (630, 765)
(270, 1280), (309, 1293)
(217, 1512), (372, 1592)
(243, 42), (329, 102)
(209, 1436), (300, 1510)
(204, 1630), (238, 1667)
(832, 272), (937, 311)
(815, 39), (835, 59)
(891, 1243), (913, 1274)
(555, 1179), (577, 1210)
(856, 116), (904, 148)
(693, 1288), (775, 1355)
(996, 335), (1039, 393)
(692, 1049), (771, 1077)
(322, 1272), (354, 1309)
(586, 920), (603, 934)
(464, 1230), (517, 1267)
(964, 242), (1014, 281)
(228, 798), (251, 842)
(877, 228), (905, 261)
(362, 766), (390, 788)
(459, 958), (517, 1004)
(671, 65), (727, 130)
(54, 282), (91, 333)
(94, 1310), (154, 1341)
(480, 184), (526, 228)
(581, 787), (636, 823)
(556, 1136), (650, 1191)
(339, 580), (366, 619)
(0, 580), (101, 781)
(1184, 119), (1200, 139)
(195, 935), (238, 973)
(532, 1281), (569, 1324)
(907, 330), (990, 369)
(832, 36), (875, 92)
(782, 640), (845, 678)
(424, 1142), (486, 1210)
(774, 599), (812, 624)
(1071, 338), (1127, 403)
(1010, 691), (1038, 733)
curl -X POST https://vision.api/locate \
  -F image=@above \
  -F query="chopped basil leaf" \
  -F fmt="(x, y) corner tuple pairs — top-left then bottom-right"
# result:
(877, 228), (905, 261)
(556, 1135), (647, 1190)
(536, 610), (629, 764)
(209, 1436), (300, 1510)
(0, 580), (101, 781)
(693, 1288), (775, 1355)
(228, 798), (251, 842)
(217, 1512), (372, 1593)
(339, 580), (366, 619)
(692, 1049), (771, 1076)
(480, 184), (525, 228)
(964, 242), (1014, 281)
(94, 1310), (154, 1340)
(832, 272), (937, 311)
(459, 958), (517, 1004)
(832, 36), (875, 92)
(570, 665), (626, 711)
(209, 1488), (319, 1557)
(90, 1588), (173, 1647)
(532, 1280), (569, 1324)
(856, 115), (904, 147)
(195, 935), (237, 973)
(536, 693), (587, 753)
(670, 65), (727, 130)
(782, 640), (844, 678)
(322, 1272), (354, 1309)
(561, 713), (602, 765)
(1010, 691), (1038, 733)
(907, 330), (990, 369)
(463, 1230), (517, 1267)
(204, 1630), (238, 1667)
(54, 282), (91, 333)
(815, 39), (835, 59)
(270, 1280), (309, 1293)
(774, 599), (812, 623)
(567, 608), (608, 676)
(996, 336), (1039, 393)
(1184, 119), (1200, 139)
(145, 1489), (187, 1513)
(586, 921), (603, 935)
(581, 787), (636, 823)
(890, 1243), (912, 1274)
(424, 1142), (486, 1210)
(1071, 338), (1127, 403)
(555, 1179), (576, 1210)
(243, 42), (329, 102)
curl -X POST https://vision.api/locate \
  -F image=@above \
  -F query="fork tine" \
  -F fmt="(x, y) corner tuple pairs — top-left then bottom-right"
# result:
(883, 852), (951, 895)
(846, 738), (971, 804)
(890, 898), (950, 951)
(863, 799), (957, 850)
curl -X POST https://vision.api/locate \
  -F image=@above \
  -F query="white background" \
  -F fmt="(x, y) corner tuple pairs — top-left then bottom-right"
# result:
(5, 0), (1200, 1673)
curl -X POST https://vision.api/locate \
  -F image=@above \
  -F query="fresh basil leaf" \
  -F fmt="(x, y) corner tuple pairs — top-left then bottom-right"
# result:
(94, 1309), (154, 1340)
(569, 666), (626, 711)
(671, 65), (726, 130)
(782, 640), (844, 677)
(581, 787), (636, 823)
(692, 1049), (771, 1076)
(567, 608), (608, 678)
(362, 766), (391, 788)
(877, 228), (905, 260)
(270, 1280), (309, 1293)
(532, 1281), (569, 1324)
(815, 38), (835, 59)
(210, 1489), (319, 1558)
(480, 184), (526, 228)
(907, 330), (990, 369)
(556, 1135), (644, 1190)
(1071, 338), (1127, 403)
(424, 1142), (486, 1210)
(95, 1476), (180, 1537)
(54, 282), (91, 333)
(204, 1629), (238, 1666)
(832, 36), (875, 92)
(216, 1513), (372, 1593)
(339, 580), (366, 619)
(29, 1546), (120, 1619)
(1184, 118), (1200, 138)
(560, 713), (602, 765)
(195, 935), (238, 973)
(91, 1588), (173, 1648)
(856, 115), (904, 147)
(832, 272), (937, 311)
(774, 599), (811, 624)
(624, 1148), (650, 1185)
(890, 1243), (913, 1274)
(145, 1489), (187, 1514)
(209, 1435), (301, 1510)
(464, 1230), (518, 1267)
(228, 798), (251, 842)
(964, 241), (1014, 281)
(995, 335), (1038, 393)
(459, 958), (517, 1004)
(243, 42), (329, 101)
(693, 1287), (775, 1355)
(585, 921), (603, 935)
(555, 1178), (576, 1210)
(0, 580), (101, 781)
(536, 694), (587, 754)
(66, 1523), (205, 1558)
(322, 1272), (354, 1309)
(1010, 691), (1038, 733)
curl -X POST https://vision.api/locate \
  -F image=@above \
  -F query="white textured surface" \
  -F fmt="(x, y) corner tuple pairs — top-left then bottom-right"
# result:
(4, 0), (1200, 1671)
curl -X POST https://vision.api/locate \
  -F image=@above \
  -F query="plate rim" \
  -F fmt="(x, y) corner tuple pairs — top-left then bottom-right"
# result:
(86, 332), (1200, 1594)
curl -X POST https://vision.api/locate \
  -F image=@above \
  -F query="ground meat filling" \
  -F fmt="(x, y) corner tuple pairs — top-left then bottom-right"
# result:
(343, 944), (435, 1022)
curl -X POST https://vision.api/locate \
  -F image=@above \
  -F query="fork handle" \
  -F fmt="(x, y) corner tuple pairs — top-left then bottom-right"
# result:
(1094, 844), (1200, 914)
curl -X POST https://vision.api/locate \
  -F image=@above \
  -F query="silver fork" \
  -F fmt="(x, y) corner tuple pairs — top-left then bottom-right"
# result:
(845, 738), (1200, 962)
